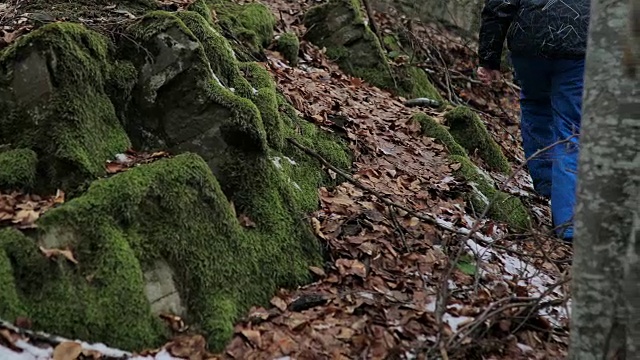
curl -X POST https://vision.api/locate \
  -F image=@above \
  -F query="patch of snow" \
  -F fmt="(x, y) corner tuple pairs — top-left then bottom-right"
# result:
(517, 343), (534, 353)
(442, 313), (473, 332)
(270, 156), (283, 169)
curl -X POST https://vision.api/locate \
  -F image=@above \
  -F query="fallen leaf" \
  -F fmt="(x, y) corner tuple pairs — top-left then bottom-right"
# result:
(309, 266), (326, 277)
(270, 296), (288, 312)
(53, 342), (83, 360)
(240, 329), (262, 348)
(238, 214), (256, 228)
(39, 247), (79, 265)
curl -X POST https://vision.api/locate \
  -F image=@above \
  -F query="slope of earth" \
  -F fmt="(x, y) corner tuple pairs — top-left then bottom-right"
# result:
(216, 0), (574, 359)
(0, 0), (573, 359)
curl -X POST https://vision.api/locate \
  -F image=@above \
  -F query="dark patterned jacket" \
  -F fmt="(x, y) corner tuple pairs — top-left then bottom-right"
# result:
(478, 0), (590, 69)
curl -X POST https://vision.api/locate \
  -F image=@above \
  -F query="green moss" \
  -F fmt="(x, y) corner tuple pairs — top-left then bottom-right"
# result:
(0, 225), (165, 350)
(0, 230), (28, 321)
(276, 32), (300, 66)
(0, 22), (130, 190)
(176, 11), (254, 98)
(0, 149), (38, 189)
(392, 65), (442, 100)
(238, 62), (284, 149)
(450, 155), (530, 230)
(445, 106), (511, 174)
(412, 113), (466, 156)
(187, 0), (215, 24)
(209, 0), (276, 58)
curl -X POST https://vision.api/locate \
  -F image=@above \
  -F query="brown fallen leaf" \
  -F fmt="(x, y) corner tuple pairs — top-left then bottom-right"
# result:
(309, 266), (326, 277)
(39, 246), (79, 265)
(53, 341), (83, 360)
(240, 329), (262, 348)
(12, 209), (39, 227)
(105, 161), (124, 174)
(335, 258), (367, 278)
(270, 296), (287, 312)
(238, 214), (256, 228)
(167, 335), (209, 359)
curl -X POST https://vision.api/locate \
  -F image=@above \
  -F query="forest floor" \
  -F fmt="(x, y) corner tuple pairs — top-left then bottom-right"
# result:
(215, 1), (573, 359)
(0, 0), (573, 359)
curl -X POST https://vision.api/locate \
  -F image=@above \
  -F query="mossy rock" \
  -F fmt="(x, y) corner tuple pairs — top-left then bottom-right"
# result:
(208, 0), (276, 60)
(120, 11), (268, 177)
(450, 155), (530, 230)
(0, 149), (38, 189)
(304, 0), (440, 100)
(444, 106), (511, 174)
(276, 32), (300, 66)
(304, 0), (392, 90)
(0, 8), (353, 352)
(0, 23), (131, 191)
(0, 149), (337, 350)
(412, 112), (466, 156)
(394, 65), (441, 101)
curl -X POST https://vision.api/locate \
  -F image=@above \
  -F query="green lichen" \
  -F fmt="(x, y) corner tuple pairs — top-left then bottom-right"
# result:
(445, 106), (511, 174)
(0, 23), (130, 191)
(0, 149), (38, 189)
(276, 32), (300, 66)
(412, 113), (466, 156)
(450, 155), (530, 230)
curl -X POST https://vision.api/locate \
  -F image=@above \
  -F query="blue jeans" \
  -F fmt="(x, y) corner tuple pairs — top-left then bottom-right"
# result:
(511, 56), (585, 240)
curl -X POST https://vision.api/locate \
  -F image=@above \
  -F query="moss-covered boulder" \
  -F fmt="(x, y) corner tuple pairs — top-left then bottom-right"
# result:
(0, 23), (131, 190)
(304, 0), (440, 100)
(0, 3), (351, 353)
(209, 0), (276, 60)
(412, 112), (466, 156)
(0, 151), (331, 350)
(276, 32), (300, 66)
(450, 155), (530, 230)
(444, 106), (511, 174)
(304, 0), (392, 89)
(0, 149), (38, 189)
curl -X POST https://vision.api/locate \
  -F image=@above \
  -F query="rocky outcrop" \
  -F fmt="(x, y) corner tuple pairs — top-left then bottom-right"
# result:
(0, 0), (351, 352)
(303, 0), (441, 100)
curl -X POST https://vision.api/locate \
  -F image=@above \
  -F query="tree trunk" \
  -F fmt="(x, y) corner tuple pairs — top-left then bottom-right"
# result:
(569, 0), (640, 358)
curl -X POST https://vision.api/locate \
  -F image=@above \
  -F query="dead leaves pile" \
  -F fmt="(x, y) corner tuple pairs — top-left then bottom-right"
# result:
(0, 190), (64, 229)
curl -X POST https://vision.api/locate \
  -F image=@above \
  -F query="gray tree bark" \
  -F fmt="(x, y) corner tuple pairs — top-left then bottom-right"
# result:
(569, 0), (640, 358)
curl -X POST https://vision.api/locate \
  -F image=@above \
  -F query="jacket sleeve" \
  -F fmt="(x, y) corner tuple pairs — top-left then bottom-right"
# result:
(478, 0), (519, 70)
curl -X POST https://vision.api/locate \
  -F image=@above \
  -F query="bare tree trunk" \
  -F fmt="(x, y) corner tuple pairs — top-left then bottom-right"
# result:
(569, 0), (640, 358)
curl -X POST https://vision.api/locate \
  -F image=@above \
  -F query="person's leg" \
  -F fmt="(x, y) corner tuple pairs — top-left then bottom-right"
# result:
(510, 56), (554, 198)
(549, 58), (586, 240)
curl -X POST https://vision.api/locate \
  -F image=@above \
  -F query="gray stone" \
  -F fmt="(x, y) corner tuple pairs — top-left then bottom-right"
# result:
(143, 260), (186, 317)
(12, 51), (53, 108)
